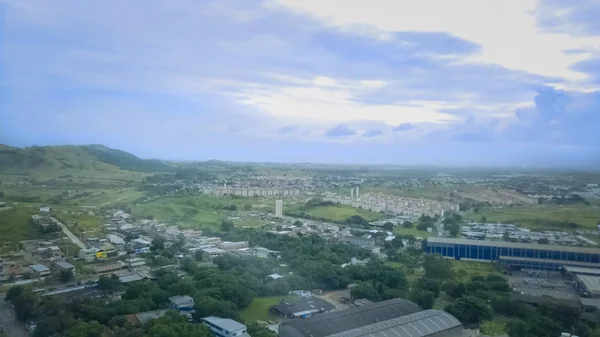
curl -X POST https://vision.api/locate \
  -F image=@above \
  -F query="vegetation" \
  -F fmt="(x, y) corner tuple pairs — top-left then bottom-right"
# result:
(286, 198), (383, 224)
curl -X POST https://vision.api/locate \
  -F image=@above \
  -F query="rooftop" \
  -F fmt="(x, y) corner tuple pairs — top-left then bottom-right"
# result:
(54, 260), (75, 269)
(202, 316), (246, 332)
(328, 310), (461, 337)
(169, 295), (195, 308)
(202, 247), (226, 254)
(279, 298), (422, 337)
(30, 264), (50, 272)
(499, 256), (600, 268)
(429, 237), (600, 254)
(271, 296), (336, 317)
(564, 266), (600, 276)
(577, 275), (600, 294)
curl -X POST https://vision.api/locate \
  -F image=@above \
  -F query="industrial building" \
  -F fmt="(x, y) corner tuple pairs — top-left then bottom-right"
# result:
(427, 237), (600, 270)
(270, 296), (336, 319)
(202, 316), (249, 337)
(278, 299), (463, 337)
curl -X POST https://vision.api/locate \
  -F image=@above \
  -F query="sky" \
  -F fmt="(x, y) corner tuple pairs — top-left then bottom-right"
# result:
(1, 0), (600, 168)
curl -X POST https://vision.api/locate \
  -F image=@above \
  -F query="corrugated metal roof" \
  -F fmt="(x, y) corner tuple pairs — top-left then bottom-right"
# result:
(327, 310), (461, 337)
(202, 316), (246, 332)
(577, 275), (600, 293)
(428, 237), (600, 254)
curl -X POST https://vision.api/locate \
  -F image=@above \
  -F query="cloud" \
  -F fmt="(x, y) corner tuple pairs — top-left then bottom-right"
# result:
(278, 125), (299, 134)
(362, 129), (383, 138)
(325, 124), (356, 137)
(393, 123), (415, 132)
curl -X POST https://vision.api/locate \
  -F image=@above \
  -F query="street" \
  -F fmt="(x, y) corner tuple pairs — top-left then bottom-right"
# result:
(0, 296), (30, 337)
(51, 217), (86, 249)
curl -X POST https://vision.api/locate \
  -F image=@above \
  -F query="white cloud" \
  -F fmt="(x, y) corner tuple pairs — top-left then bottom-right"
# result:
(273, 0), (600, 83)
(234, 76), (460, 126)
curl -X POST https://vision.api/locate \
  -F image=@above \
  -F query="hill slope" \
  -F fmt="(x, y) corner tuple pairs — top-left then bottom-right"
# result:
(0, 144), (171, 173)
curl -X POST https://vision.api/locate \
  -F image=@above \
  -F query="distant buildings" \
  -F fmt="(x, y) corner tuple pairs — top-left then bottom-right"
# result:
(275, 200), (283, 217)
(203, 187), (300, 198)
(29, 264), (51, 277)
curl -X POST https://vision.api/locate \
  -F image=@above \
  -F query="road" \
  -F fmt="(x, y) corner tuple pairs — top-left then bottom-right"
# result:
(51, 217), (86, 249)
(0, 295), (30, 337)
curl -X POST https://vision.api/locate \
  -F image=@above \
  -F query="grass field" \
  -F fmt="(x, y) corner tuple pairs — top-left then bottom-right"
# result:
(464, 205), (600, 230)
(450, 260), (498, 281)
(480, 316), (509, 336)
(393, 226), (434, 239)
(240, 296), (281, 322)
(55, 212), (105, 236)
(286, 204), (384, 223)
(0, 204), (40, 248)
(362, 186), (449, 200)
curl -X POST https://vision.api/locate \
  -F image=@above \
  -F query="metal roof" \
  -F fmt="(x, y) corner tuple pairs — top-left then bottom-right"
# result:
(499, 256), (600, 268)
(327, 310), (461, 337)
(577, 275), (600, 294)
(30, 264), (50, 272)
(564, 266), (600, 276)
(168, 295), (195, 308)
(279, 299), (422, 337)
(54, 260), (75, 269)
(428, 237), (600, 254)
(271, 297), (335, 316)
(202, 316), (246, 332)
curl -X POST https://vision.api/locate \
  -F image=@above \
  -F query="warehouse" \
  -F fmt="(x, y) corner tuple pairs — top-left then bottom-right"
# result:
(427, 237), (600, 270)
(270, 297), (336, 319)
(576, 275), (600, 297)
(279, 299), (463, 337)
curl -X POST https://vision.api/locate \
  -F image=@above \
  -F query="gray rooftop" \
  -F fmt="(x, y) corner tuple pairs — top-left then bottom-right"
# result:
(202, 316), (246, 332)
(169, 295), (195, 308)
(499, 256), (600, 268)
(428, 237), (600, 254)
(30, 264), (50, 272)
(577, 275), (600, 294)
(54, 260), (75, 269)
(328, 310), (461, 337)
(271, 296), (336, 317)
(564, 266), (600, 276)
(279, 298), (422, 337)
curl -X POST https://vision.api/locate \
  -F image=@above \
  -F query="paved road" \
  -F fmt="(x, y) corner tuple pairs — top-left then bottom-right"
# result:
(51, 217), (86, 249)
(0, 296), (30, 337)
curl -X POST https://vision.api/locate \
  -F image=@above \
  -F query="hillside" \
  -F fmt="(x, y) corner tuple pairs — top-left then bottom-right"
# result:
(0, 144), (171, 173)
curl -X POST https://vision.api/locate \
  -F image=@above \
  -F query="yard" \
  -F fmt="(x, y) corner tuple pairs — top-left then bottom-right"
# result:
(450, 260), (498, 281)
(463, 205), (600, 230)
(393, 226), (434, 239)
(286, 204), (384, 223)
(240, 296), (282, 322)
(480, 316), (510, 336)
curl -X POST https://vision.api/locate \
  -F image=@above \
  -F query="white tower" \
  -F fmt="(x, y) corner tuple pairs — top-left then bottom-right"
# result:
(356, 186), (360, 198)
(351, 188), (354, 198)
(275, 200), (283, 217)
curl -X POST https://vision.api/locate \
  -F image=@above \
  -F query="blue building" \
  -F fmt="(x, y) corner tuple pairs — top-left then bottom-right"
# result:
(426, 237), (600, 271)
(168, 295), (195, 320)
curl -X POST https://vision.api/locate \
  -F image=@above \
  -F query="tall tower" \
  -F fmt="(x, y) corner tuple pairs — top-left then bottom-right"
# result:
(356, 186), (360, 198)
(351, 188), (354, 198)
(275, 200), (283, 217)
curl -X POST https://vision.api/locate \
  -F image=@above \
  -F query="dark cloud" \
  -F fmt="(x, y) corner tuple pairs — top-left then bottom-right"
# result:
(362, 129), (383, 138)
(325, 124), (356, 137)
(393, 123), (415, 132)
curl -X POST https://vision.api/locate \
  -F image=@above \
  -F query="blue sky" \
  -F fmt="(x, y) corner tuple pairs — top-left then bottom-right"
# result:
(1, 0), (600, 167)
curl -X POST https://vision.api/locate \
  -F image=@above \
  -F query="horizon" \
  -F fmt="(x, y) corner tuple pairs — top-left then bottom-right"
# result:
(2, 1), (600, 168)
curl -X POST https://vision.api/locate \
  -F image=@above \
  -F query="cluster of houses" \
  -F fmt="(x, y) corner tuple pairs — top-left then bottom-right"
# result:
(461, 222), (597, 246)
(323, 192), (459, 217)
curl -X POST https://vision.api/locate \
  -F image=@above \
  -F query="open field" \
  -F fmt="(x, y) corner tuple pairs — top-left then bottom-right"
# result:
(362, 186), (450, 200)
(480, 316), (509, 336)
(450, 260), (498, 281)
(463, 205), (600, 230)
(0, 204), (40, 249)
(393, 226), (434, 239)
(240, 296), (281, 322)
(286, 204), (384, 223)
(0, 167), (149, 185)
(55, 212), (104, 236)
(1, 185), (145, 208)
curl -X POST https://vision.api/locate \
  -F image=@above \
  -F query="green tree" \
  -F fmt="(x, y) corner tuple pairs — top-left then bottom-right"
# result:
(350, 282), (381, 302)
(59, 269), (74, 282)
(423, 255), (453, 279)
(220, 220), (234, 232)
(243, 204), (252, 210)
(409, 289), (434, 309)
(383, 222), (395, 230)
(445, 296), (492, 325)
(151, 236), (165, 251)
(417, 278), (440, 298)
(293, 220), (303, 227)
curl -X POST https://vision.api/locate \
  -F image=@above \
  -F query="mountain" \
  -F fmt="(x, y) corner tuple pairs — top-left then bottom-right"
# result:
(0, 144), (171, 173)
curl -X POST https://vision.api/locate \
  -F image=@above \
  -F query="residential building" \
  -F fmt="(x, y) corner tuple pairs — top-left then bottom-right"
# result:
(220, 241), (249, 251)
(53, 260), (75, 274)
(275, 200), (283, 217)
(78, 248), (96, 262)
(29, 264), (51, 277)
(202, 247), (226, 259)
(168, 295), (195, 320)
(202, 316), (249, 337)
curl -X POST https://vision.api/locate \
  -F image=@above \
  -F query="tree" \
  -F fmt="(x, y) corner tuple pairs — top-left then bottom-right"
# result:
(243, 204), (252, 211)
(195, 250), (205, 261)
(447, 223), (460, 237)
(445, 296), (492, 326)
(248, 323), (278, 337)
(228, 204), (238, 211)
(423, 255), (453, 279)
(480, 216), (487, 223)
(59, 269), (74, 283)
(151, 236), (165, 251)
(293, 220), (303, 227)
(383, 222), (395, 230)
(402, 221), (413, 228)
(417, 278), (440, 298)
(350, 282), (381, 302)
(220, 220), (234, 232)
(442, 281), (466, 299)
(408, 289), (434, 309)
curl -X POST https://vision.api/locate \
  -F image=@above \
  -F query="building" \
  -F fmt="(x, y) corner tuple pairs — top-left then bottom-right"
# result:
(278, 299), (463, 337)
(202, 316), (249, 337)
(427, 237), (600, 271)
(220, 241), (249, 251)
(270, 297), (336, 319)
(78, 248), (96, 262)
(53, 260), (75, 274)
(202, 247), (226, 259)
(275, 200), (283, 217)
(29, 264), (51, 277)
(168, 295), (195, 312)
(576, 275), (600, 297)
(92, 262), (126, 274)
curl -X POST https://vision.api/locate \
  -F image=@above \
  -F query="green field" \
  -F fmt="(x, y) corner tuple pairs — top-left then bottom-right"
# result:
(464, 205), (600, 230)
(286, 204), (384, 223)
(362, 186), (449, 200)
(450, 260), (498, 281)
(393, 226), (434, 239)
(0, 204), (40, 249)
(240, 296), (281, 322)
(480, 316), (509, 336)
(55, 212), (104, 236)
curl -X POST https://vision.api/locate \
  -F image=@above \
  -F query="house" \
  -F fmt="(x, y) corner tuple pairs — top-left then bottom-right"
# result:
(168, 295), (195, 320)
(219, 241), (249, 251)
(78, 248), (96, 262)
(92, 262), (126, 274)
(126, 257), (146, 268)
(53, 260), (75, 274)
(202, 247), (226, 259)
(106, 234), (126, 247)
(30, 264), (51, 277)
(270, 296), (336, 319)
(202, 316), (250, 337)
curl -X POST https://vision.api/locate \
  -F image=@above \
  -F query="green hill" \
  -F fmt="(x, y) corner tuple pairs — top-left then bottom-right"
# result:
(0, 144), (171, 174)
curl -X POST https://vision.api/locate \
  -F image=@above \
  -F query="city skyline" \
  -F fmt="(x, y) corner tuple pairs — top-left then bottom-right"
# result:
(2, 1), (600, 167)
